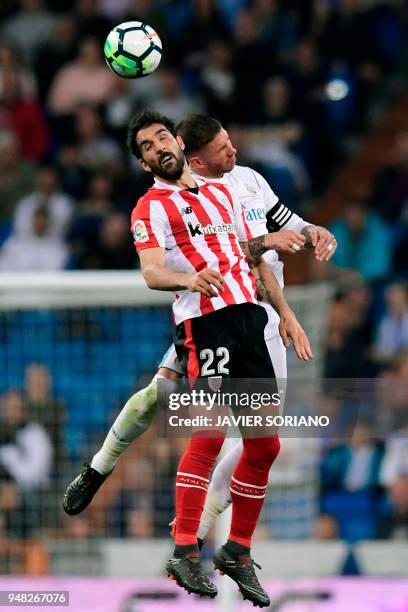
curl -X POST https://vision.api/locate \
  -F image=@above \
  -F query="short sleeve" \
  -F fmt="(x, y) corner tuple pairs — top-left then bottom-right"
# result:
(130, 197), (167, 252)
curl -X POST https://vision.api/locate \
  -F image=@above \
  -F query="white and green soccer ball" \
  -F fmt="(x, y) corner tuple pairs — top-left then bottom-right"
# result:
(104, 21), (162, 79)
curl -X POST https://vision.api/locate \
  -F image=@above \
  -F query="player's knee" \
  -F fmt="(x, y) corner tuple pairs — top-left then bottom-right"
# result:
(260, 436), (281, 465)
(243, 436), (280, 466)
(126, 380), (157, 415)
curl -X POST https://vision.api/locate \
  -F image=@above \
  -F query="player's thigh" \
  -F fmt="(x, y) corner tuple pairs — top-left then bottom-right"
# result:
(174, 309), (236, 384)
(238, 404), (279, 439)
(234, 304), (275, 379)
(173, 311), (234, 435)
(231, 304), (280, 427)
(158, 344), (185, 377)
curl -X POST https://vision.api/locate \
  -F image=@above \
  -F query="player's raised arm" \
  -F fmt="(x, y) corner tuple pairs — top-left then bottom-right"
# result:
(248, 231), (306, 260)
(239, 231), (304, 266)
(254, 168), (337, 259)
(222, 182), (293, 264)
(138, 246), (193, 291)
(244, 221), (336, 261)
(226, 184), (304, 263)
(138, 247), (224, 297)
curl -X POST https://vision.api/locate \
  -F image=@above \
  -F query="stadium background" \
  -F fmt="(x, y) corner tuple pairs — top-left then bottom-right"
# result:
(0, 1), (407, 610)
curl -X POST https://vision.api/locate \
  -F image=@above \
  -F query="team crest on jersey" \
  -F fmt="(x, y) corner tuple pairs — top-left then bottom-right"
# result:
(208, 376), (222, 392)
(245, 183), (257, 194)
(133, 220), (149, 243)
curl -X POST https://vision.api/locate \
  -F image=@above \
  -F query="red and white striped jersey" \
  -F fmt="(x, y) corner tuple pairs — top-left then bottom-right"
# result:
(131, 177), (257, 325)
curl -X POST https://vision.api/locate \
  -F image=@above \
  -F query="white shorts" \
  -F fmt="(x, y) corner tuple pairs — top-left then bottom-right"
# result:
(159, 303), (287, 405)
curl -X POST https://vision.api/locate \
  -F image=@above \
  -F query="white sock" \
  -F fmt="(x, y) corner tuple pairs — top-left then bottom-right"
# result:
(197, 439), (243, 540)
(91, 375), (158, 475)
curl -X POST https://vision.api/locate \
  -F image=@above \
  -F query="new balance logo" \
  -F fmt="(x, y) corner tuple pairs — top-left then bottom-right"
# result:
(181, 206), (193, 215)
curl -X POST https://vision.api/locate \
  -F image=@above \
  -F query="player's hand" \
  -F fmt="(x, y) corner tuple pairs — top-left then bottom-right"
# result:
(279, 308), (313, 361)
(306, 226), (337, 261)
(267, 230), (306, 254)
(188, 268), (224, 298)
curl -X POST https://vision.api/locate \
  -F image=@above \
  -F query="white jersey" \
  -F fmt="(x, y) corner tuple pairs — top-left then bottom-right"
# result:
(192, 165), (309, 331)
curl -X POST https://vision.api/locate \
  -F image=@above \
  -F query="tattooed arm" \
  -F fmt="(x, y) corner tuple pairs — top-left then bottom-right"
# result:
(248, 258), (313, 361)
(251, 259), (288, 315)
(239, 245), (283, 308)
(242, 232), (305, 266)
(241, 239), (265, 268)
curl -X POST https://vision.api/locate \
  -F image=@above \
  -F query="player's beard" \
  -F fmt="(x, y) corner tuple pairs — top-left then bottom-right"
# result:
(151, 150), (185, 181)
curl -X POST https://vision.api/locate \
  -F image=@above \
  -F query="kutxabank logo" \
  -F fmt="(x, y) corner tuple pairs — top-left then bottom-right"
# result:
(187, 221), (235, 237)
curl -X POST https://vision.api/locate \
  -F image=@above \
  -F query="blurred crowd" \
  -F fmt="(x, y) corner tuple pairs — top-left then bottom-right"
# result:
(0, 0), (406, 270)
(0, 0), (407, 574)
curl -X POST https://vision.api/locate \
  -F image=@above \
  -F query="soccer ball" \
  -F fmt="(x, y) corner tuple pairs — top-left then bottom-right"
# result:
(104, 21), (162, 79)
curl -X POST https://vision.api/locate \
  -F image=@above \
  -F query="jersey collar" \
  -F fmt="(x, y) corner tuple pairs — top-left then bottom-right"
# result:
(153, 177), (207, 191)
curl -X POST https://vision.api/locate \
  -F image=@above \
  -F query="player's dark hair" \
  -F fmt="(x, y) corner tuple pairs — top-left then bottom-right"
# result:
(127, 109), (177, 158)
(176, 114), (222, 156)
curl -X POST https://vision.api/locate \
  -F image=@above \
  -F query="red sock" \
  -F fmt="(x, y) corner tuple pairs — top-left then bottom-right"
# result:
(229, 436), (280, 548)
(175, 432), (225, 545)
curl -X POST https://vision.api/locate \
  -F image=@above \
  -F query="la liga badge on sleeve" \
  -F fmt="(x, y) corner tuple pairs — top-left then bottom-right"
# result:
(133, 220), (149, 242)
